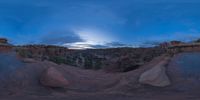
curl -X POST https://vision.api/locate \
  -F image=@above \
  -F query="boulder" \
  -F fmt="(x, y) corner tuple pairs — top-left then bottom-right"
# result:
(139, 59), (171, 87)
(40, 67), (69, 88)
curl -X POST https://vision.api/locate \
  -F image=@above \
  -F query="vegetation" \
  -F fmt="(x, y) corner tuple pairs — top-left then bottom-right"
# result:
(15, 46), (166, 72)
(193, 39), (200, 43)
(49, 56), (67, 65)
(17, 49), (33, 58)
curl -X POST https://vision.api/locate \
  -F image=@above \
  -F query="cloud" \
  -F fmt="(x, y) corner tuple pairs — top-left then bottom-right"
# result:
(40, 31), (84, 45)
(64, 42), (94, 49)
(105, 42), (128, 47)
(62, 28), (120, 49)
(64, 41), (130, 49)
(152, 32), (200, 42)
(73, 28), (114, 44)
(1, 0), (200, 47)
(40, 28), (120, 49)
(141, 32), (200, 47)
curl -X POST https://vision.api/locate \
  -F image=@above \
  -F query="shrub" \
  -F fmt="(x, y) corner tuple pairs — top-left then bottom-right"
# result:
(49, 56), (66, 64)
(17, 49), (32, 58)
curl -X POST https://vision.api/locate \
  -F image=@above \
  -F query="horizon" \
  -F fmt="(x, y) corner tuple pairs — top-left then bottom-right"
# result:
(0, 0), (200, 49)
(1, 37), (200, 50)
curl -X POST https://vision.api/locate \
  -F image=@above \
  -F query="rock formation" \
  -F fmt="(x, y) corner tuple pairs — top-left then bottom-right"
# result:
(40, 67), (69, 88)
(22, 58), (36, 63)
(0, 38), (12, 52)
(139, 57), (171, 87)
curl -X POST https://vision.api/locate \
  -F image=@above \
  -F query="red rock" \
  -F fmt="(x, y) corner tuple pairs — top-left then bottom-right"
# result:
(139, 57), (171, 87)
(40, 67), (69, 88)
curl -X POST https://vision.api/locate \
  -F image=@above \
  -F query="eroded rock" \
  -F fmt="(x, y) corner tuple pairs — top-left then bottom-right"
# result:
(22, 58), (36, 63)
(139, 58), (171, 87)
(40, 67), (69, 88)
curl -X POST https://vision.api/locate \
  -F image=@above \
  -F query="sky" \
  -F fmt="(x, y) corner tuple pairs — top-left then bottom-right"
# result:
(0, 0), (200, 49)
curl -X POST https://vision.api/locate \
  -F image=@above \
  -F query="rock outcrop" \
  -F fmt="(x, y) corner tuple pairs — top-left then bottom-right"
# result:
(139, 57), (171, 87)
(40, 67), (69, 88)
(0, 38), (12, 52)
(22, 58), (36, 63)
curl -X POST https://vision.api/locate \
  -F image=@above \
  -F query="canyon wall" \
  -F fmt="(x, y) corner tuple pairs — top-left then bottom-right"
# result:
(15, 46), (166, 72)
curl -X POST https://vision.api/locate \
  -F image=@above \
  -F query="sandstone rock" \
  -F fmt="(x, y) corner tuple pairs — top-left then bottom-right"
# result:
(22, 58), (36, 63)
(139, 59), (171, 87)
(40, 67), (69, 88)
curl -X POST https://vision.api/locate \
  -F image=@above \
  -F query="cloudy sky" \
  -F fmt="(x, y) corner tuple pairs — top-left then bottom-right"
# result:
(0, 0), (200, 49)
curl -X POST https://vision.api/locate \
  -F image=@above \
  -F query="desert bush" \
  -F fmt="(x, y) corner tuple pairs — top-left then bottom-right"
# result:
(49, 56), (66, 64)
(17, 49), (32, 58)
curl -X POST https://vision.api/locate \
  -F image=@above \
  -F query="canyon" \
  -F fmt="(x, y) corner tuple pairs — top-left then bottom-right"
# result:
(1, 38), (200, 100)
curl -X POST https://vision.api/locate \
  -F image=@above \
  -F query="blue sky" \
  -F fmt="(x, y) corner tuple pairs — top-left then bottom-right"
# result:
(0, 0), (200, 48)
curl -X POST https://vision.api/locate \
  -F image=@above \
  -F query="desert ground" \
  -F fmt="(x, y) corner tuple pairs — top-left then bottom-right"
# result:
(0, 51), (200, 100)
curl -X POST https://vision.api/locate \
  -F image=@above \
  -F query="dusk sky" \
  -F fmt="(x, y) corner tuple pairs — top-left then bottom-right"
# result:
(0, 0), (200, 49)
